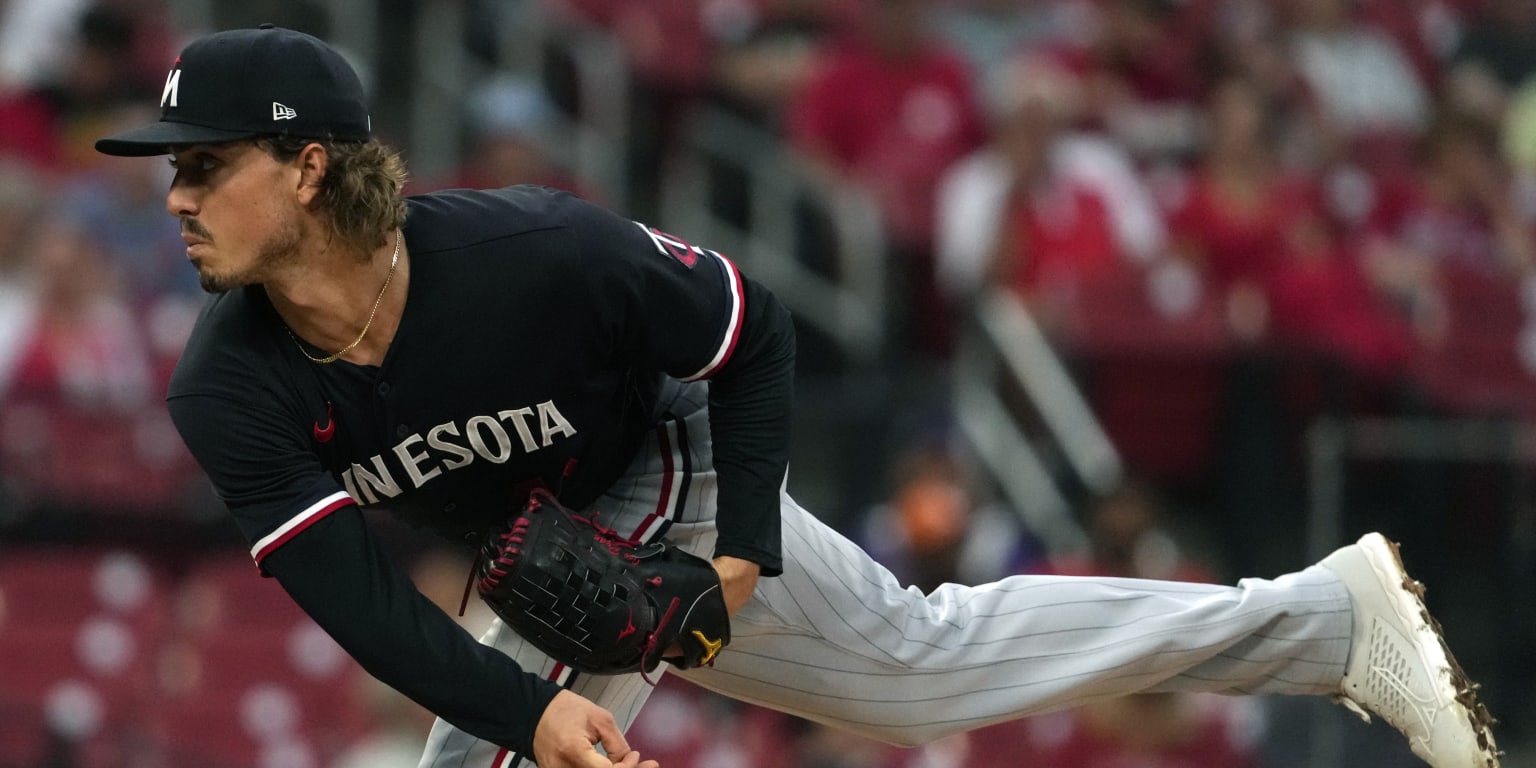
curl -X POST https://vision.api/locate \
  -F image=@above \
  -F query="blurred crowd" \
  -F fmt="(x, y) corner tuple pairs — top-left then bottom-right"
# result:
(1, 0), (1534, 766)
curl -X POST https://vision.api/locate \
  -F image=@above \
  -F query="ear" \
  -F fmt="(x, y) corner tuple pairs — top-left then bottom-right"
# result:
(294, 142), (329, 206)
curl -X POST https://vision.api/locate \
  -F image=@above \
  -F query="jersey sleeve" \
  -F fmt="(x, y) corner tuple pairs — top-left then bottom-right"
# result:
(561, 194), (795, 575)
(559, 198), (747, 381)
(167, 389), (350, 571)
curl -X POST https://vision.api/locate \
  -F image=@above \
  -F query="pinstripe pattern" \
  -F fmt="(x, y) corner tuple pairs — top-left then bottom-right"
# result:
(673, 497), (1350, 746)
(419, 378), (1355, 762)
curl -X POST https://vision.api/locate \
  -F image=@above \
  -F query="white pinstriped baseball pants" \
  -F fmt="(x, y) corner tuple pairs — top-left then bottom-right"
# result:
(418, 382), (1353, 768)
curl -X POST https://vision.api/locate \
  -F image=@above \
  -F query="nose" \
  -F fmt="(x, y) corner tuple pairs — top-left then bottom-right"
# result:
(165, 173), (198, 218)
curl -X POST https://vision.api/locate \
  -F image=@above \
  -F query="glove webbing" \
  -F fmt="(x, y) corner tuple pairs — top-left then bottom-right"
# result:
(461, 499), (687, 685)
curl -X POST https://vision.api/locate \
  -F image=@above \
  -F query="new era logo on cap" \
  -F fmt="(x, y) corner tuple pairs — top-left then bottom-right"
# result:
(94, 25), (371, 157)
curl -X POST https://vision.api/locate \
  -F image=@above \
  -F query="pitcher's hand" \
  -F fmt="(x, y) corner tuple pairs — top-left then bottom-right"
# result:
(533, 690), (659, 768)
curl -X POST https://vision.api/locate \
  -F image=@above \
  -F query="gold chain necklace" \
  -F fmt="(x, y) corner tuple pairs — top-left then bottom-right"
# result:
(288, 230), (401, 364)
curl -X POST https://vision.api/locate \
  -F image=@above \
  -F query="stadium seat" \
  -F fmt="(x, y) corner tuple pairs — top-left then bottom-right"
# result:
(1059, 265), (1228, 359)
(0, 698), (48, 767)
(1414, 267), (1536, 419)
(0, 548), (170, 635)
(172, 553), (310, 635)
(1057, 268), (1230, 482)
(147, 619), (367, 766)
(0, 621), (159, 767)
(0, 398), (200, 516)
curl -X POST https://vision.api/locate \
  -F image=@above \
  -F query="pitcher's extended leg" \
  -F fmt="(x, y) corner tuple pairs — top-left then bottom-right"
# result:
(678, 497), (1352, 746)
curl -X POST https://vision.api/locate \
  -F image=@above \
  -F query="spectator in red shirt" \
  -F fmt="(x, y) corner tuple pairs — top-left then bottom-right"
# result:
(956, 56), (1144, 328)
(787, 0), (986, 354)
(788, 0), (986, 248)
(1168, 75), (1325, 342)
(998, 172), (1123, 320)
(1171, 75), (1415, 377)
(0, 213), (153, 411)
(1365, 111), (1536, 280)
(0, 5), (165, 173)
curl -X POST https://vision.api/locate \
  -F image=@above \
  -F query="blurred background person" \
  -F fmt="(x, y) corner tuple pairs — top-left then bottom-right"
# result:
(1281, 0), (1433, 172)
(935, 0), (1064, 94)
(1363, 110), (1536, 281)
(1448, 0), (1536, 114)
(786, 0), (987, 358)
(418, 73), (589, 195)
(708, 0), (841, 128)
(1043, 0), (1208, 164)
(936, 53), (1164, 330)
(855, 440), (1034, 593)
(55, 104), (192, 305)
(0, 3), (169, 172)
(0, 213), (152, 413)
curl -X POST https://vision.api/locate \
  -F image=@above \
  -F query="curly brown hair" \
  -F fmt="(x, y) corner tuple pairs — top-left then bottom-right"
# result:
(259, 136), (408, 256)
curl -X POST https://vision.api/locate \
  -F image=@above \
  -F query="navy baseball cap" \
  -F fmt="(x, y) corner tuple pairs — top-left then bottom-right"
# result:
(95, 24), (370, 157)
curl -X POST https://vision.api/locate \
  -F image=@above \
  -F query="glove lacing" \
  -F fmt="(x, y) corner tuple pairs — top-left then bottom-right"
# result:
(458, 495), (680, 680)
(565, 506), (684, 684)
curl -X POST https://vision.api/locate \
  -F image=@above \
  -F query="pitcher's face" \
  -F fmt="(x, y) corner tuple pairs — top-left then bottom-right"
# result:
(165, 141), (306, 293)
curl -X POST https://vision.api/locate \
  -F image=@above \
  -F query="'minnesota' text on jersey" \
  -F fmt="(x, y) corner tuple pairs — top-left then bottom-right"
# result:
(166, 186), (796, 755)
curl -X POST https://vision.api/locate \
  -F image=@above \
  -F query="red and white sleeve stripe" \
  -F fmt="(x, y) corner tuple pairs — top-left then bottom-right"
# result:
(680, 251), (745, 382)
(250, 490), (354, 565)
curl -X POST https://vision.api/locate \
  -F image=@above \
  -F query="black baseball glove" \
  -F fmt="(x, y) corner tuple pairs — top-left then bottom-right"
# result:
(475, 489), (730, 676)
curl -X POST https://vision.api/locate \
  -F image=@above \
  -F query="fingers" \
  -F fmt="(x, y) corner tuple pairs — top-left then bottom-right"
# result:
(534, 690), (659, 768)
(591, 707), (635, 762)
(611, 752), (659, 768)
(574, 749), (618, 768)
(551, 734), (637, 768)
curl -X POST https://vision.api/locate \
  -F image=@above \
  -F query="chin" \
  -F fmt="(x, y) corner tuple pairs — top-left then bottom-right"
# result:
(198, 270), (243, 294)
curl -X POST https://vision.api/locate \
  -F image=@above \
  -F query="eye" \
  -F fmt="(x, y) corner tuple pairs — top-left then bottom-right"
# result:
(168, 153), (220, 176)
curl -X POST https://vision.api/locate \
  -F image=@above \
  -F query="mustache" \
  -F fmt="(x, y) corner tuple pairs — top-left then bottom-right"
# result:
(181, 218), (213, 240)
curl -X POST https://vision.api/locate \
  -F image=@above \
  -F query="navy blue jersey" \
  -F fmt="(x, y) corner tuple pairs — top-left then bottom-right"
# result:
(171, 186), (755, 563)
(165, 186), (795, 753)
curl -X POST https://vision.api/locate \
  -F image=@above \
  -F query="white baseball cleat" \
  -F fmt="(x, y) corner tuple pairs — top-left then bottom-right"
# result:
(1320, 532), (1500, 768)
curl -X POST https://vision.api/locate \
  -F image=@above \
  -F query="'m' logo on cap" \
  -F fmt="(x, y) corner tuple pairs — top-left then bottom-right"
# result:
(161, 69), (181, 108)
(272, 103), (297, 121)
